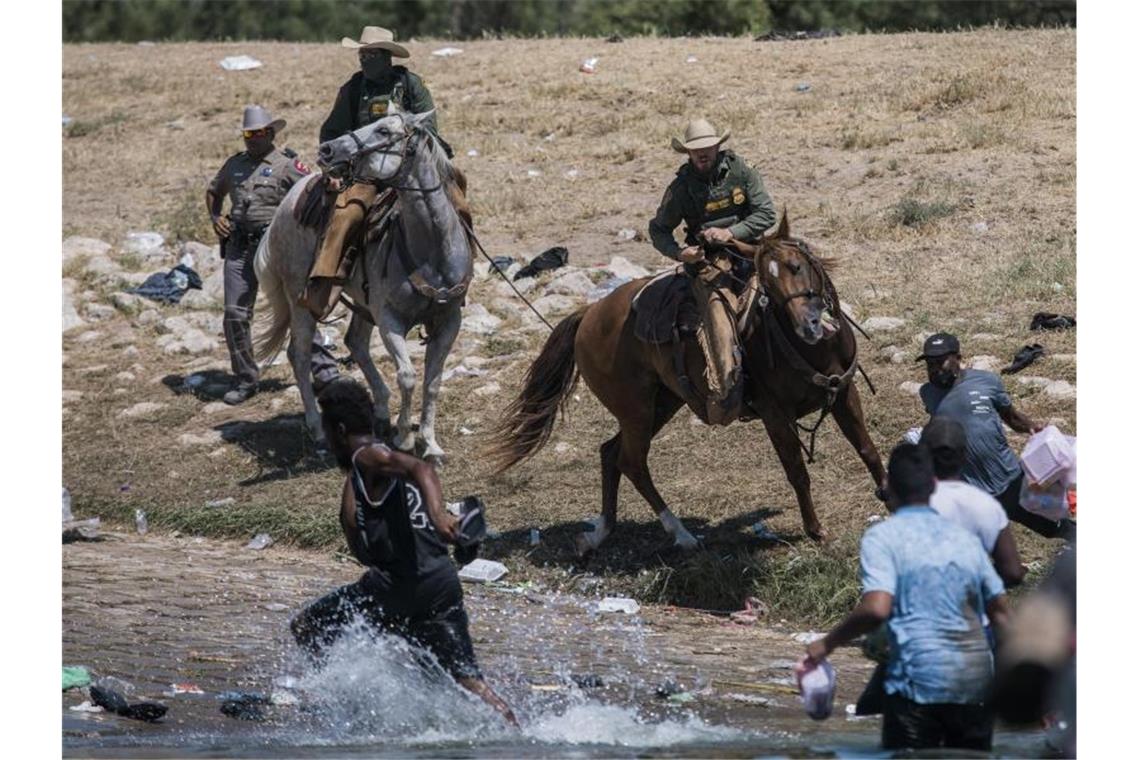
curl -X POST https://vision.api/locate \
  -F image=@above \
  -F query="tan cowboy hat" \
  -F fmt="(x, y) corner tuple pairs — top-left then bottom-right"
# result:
(671, 118), (730, 153)
(341, 26), (410, 58)
(240, 105), (285, 134)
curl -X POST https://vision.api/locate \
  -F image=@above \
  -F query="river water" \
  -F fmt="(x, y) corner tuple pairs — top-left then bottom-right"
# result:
(63, 533), (1050, 758)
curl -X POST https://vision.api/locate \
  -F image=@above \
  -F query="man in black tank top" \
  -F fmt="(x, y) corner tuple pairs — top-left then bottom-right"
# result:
(290, 378), (516, 726)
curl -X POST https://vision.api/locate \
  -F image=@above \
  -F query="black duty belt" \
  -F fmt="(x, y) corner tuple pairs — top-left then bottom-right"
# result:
(231, 223), (270, 247)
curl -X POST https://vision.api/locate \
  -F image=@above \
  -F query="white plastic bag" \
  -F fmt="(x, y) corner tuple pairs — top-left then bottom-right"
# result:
(795, 657), (836, 720)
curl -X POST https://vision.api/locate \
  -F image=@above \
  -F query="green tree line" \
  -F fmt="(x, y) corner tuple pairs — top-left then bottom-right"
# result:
(62, 0), (1075, 42)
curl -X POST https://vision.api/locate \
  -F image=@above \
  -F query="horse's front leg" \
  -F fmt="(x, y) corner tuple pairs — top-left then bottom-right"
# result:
(344, 312), (393, 439)
(761, 414), (824, 541)
(418, 303), (462, 464)
(831, 383), (887, 497)
(376, 307), (418, 453)
(287, 311), (324, 446)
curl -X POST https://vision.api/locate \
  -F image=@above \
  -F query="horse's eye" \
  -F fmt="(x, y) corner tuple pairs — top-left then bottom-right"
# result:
(788, 263), (801, 275)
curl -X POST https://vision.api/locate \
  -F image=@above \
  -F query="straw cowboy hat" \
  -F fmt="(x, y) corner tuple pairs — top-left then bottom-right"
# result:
(241, 105), (285, 134)
(341, 26), (410, 58)
(671, 118), (731, 153)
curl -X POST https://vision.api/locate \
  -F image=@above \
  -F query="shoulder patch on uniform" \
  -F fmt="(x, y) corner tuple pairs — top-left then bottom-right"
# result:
(261, 167), (273, 176)
(294, 159), (311, 174)
(732, 186), (745, 205)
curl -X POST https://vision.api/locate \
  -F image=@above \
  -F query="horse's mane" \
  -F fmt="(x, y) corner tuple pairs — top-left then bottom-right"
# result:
(417, 126), (457, 188)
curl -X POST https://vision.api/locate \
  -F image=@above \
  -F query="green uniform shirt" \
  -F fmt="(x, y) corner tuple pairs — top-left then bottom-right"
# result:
(208, 147), (312, 228)
(648, 150), (776, 260)
(319, 68), (439, 144)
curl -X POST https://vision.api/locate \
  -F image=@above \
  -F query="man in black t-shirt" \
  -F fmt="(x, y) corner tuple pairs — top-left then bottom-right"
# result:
(290, 378), (516, 726)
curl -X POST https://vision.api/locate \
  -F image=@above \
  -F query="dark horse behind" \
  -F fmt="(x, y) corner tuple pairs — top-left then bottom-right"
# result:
(488, 213), (885, 555)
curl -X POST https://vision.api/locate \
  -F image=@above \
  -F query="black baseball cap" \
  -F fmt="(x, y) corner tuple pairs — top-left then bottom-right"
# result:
(915, 332), (960, 362)
(919, 416), (967, 452)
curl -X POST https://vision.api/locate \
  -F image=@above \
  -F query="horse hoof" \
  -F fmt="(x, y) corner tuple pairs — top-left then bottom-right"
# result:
(807, 527), (827, 543)
(674, 537), (701, 553)
(575, 533), (599, 558)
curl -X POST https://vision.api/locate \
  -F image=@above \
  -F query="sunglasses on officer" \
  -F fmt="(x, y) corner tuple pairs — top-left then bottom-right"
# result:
(359, 49), (391, 62)
(242, 127), (271, 140)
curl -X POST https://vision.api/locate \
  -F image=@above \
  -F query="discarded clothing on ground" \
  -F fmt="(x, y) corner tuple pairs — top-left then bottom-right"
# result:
(128, 264), (203, 305)
(1030, 312), (1076, 331)
(490, 255), (515, 273)
(89, 684), (168, 722)
(1001, 344), (1046, 375)
(513, 246), (568, 281)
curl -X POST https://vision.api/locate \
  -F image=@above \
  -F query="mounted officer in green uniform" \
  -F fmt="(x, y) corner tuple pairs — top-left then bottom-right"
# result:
(301, 26), (453, 320)
(648, 118), (777, 424)
(206, 105), (340, 405)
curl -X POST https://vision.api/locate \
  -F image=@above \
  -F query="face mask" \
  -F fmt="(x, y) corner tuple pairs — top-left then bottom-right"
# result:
(932, 368), (957, 388)
(360, 52), (392, 82)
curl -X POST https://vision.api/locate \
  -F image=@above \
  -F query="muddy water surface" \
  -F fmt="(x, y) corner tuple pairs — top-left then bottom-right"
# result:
(63, 533), (1045, 757)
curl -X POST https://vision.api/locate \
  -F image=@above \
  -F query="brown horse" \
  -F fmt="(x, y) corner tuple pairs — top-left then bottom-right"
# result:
(488, 214), (885, 555)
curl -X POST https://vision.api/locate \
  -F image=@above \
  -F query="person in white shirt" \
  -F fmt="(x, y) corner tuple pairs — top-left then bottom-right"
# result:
(921, 416), (1026, 587)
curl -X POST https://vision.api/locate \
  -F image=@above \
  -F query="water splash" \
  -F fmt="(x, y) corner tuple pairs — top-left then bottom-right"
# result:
(525, 702), (745, 747)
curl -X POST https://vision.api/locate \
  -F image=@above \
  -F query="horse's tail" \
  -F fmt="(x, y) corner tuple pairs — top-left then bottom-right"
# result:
(486, 307), (586, 474)
(252, 226), (292, 364)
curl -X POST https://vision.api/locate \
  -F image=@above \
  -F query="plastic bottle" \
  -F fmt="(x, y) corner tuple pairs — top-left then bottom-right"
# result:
(135, 508), (148, 535)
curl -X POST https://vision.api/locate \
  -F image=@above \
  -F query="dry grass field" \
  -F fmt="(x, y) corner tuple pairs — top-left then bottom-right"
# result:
(62, 29), (1075, 624)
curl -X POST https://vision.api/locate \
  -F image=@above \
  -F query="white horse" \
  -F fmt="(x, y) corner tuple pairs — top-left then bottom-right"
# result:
(253, 111), (472, 462)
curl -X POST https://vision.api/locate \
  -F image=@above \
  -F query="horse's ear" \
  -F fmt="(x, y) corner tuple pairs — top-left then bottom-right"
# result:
(406, 109), (436, 130)
(775, 209), (790, 239)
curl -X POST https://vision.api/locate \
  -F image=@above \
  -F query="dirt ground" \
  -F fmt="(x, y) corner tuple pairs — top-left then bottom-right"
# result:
(62, 30), (1076, 622)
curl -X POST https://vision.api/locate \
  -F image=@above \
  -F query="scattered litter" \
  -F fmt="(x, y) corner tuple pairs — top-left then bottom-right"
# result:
(564, 168), (579, 179)
(655, 680), (683, 699)
(1030, 312), (1076, 331)
(588, 276), (630, 304)
(137, 40), (155, 47)
(526, 169), (542, 177)
(729, 693), (773, 706)
(63, 666), (91, 691)
(431, 46), (463, 57)
(466, 148), (479, 157)
(530, 683), (563, 692)
(866, 514), (884, 524)
(514, 246), (569, 281)
(219, 691), (269, 720)
(63, 115), (73, 128)
(598, 597), (640, 614)
(902, 426), (923, 445)
(1000, 343), (1045, 375)
(442, 364), (488, 381)
(263, 602), (290, 612)
(69, 701), (103, 713)
(127, 264), (203, 305)
(135, 508), (149, 535)
(571, 674), (604, 689)
(667, 691), (696, 704)
(845, 703), (876, 721)
(543, 132), (556, 142)
(792, 631), (824, 645)
(528, 528), (541, 546)
(616, 228), (637, 241)
(63, 488), (74, 522)
(751, 521), (779, 541)
(796, 657), (836, 720)
(795, 82), (812, 93)
(90, 684), (167, 722)
(579, 57), (599, 74)
(63, 517), (102, 543)
(685, 54), (699, 63)
(182, 373), (207, 390)
(206, 497), (235, 508)
(458, 558), (508, 583)
(246, 533), (273, 551)
(219, 55), (262, 71)
(166, 119), (186, 131)
(970, 221), (990, 233)
(729, 597), (767, 625)
(95, 676), (136, 695)
(124, 230), (166, 256)
(458, 426), (474, 436)
(489, 255), (515, 273)
(167, 683), (205, 695)
(270, 690), (299, 706)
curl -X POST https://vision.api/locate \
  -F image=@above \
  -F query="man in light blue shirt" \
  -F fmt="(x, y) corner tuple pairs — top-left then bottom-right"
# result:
(806, 443), (1011, 751)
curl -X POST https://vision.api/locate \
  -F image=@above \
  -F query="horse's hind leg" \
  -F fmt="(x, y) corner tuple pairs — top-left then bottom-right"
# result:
(418, 305), (462, 464)
(761, 416), (824, 541)
(831, 384), (886, 497)
(615, 389), (695, 550)
(286, 310), (323, 445)
(575, 432), (621, 556)
(344, 312), (392, 438)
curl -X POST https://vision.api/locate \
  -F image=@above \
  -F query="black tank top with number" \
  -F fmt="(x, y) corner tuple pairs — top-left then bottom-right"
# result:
(351, 444), (451, 580)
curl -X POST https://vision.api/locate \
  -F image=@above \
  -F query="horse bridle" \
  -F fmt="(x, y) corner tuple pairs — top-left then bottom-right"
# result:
(755, 240), (833, 313)
(347, 121), (444, 195)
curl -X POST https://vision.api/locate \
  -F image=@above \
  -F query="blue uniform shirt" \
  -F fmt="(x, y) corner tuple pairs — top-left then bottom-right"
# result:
(860, 505), (1005, 704)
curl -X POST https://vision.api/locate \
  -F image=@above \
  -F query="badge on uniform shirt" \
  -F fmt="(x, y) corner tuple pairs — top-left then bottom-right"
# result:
(261, 167), (273, 176)
(294, 160), (310, 174)
(732, 186), (745, 205)
(370, 98), (391, 117)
